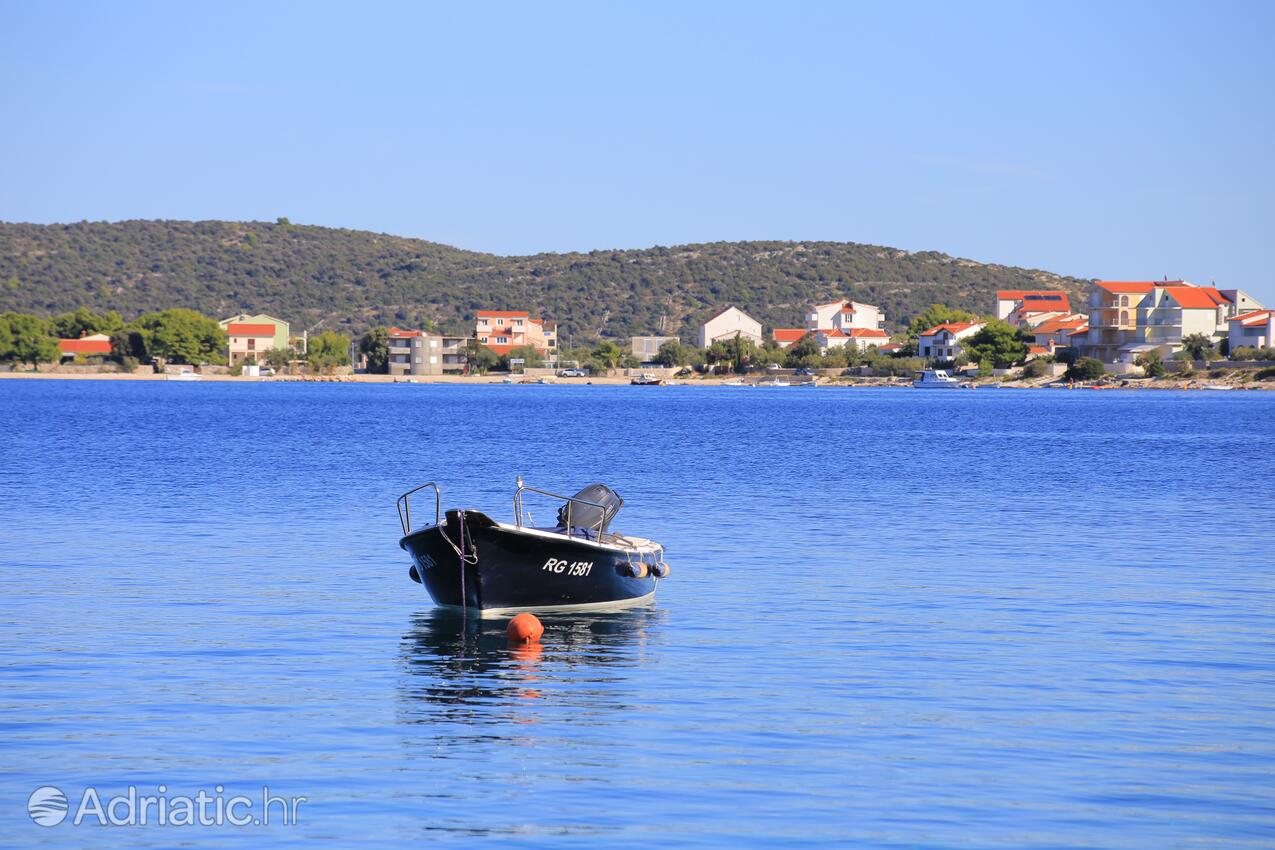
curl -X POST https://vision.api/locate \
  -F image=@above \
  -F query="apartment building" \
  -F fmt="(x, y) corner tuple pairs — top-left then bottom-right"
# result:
(387, 327), (468, 376)
(475, 310), (557, 358)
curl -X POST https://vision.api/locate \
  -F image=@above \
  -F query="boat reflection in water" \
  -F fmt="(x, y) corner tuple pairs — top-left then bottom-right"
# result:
(396, 605), (666, 722)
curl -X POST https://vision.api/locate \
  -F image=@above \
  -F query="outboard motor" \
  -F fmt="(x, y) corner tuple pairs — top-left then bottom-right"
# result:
(557, 484), (623, 533)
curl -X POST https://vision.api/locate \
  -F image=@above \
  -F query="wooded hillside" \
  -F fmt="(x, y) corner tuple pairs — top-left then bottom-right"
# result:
(0, 220), (1090, 339)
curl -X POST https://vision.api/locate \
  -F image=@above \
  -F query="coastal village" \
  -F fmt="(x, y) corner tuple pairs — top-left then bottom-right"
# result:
(3, 278), (1274, 388)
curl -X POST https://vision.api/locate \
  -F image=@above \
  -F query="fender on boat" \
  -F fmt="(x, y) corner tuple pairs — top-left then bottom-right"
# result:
(621, 561), (649, 579)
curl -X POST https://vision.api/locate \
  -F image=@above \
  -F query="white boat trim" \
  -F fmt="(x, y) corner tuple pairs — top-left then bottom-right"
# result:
(479, 520), (663, 556)
(436, 588), (658, 618)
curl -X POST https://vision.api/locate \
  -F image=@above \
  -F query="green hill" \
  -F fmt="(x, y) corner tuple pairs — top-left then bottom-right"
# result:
(0, 220), (1089, 339)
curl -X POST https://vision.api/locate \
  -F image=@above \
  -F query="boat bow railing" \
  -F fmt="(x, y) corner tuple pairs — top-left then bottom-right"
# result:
(397, 478), (619, 543)
(397, 482), (441, 535)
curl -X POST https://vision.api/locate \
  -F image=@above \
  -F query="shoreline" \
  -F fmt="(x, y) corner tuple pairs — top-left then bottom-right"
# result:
(1, 371), (1271, 390)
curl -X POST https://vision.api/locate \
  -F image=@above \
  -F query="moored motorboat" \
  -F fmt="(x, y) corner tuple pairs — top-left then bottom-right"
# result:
(630, 373), (664, 386)
(912, 369), (965, 388)
(397, 479), (669, 616)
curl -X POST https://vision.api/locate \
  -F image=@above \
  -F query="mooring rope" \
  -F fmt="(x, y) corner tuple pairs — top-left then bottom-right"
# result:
(457, 509), (468, 620)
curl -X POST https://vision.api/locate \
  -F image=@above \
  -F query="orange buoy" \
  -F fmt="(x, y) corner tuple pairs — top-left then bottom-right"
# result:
(507, 612), (544, 644)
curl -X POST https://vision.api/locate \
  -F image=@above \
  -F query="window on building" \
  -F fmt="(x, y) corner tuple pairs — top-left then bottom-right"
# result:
(247, 339), (255, 350)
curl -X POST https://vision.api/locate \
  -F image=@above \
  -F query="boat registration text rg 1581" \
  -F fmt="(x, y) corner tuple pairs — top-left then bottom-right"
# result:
(543, 558), (593, 577)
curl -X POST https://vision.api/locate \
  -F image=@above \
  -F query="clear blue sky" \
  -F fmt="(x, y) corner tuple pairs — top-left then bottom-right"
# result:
(2, 1), (1273, 304)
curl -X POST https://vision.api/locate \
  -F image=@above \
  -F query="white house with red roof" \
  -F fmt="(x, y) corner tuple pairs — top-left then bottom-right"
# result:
(806, 300), (885, 334)
(995, 290), (1072, 325)
(803, 299), (888, 352)
(1135, 284), (1234, 350)
(815, 327), (891, 353)
(1227, 310), (1274, 351)
(917, 321), (985, 361)
(475, 310), (557, 357)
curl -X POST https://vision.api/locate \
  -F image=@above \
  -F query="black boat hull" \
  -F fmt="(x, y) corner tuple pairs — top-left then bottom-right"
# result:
(400, 511), (662, 615)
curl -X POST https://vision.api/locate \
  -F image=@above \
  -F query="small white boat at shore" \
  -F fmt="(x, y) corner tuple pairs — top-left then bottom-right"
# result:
(912, 369), (965, 389)
(167, 370), (202, 381)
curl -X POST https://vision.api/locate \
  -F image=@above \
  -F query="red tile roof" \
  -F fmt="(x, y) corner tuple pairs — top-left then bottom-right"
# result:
(879, 343), (903, 351)
(226, 322), (276, 336)
(1028, 345), (1048, 354)
(846, 328), (888, 338)
(1033, 317), (1089, 334)
(388, 326), (423, 338)
(58, 336), (113, 355)
(476, 310), (530, 318)
(1230, 309), (1274, 327)
(819, 329), (846, 338)
(772, 328), (807, 343)
(919, 321), (981, 337)
(1162, 286), (1228, 309)
(1020, 297), (1071, 312)
(1094, 281), (1158, 294)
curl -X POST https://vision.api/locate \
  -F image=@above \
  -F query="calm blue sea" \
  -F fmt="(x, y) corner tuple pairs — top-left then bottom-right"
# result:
(1, 380), (1273, 848)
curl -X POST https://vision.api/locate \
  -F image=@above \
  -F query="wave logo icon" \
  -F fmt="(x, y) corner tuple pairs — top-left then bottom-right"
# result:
(27, 786), (69, 827)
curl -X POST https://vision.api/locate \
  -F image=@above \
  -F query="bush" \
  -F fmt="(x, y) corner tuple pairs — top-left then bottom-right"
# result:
(1135, 349), (1167, 378)
(1022, 359), (1048, 378)
(1230, 346), (1275, 362)
(1257, 366), (1275, 381)
(1066, 357), (1105, 381)
(119, 356), (139, 373)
